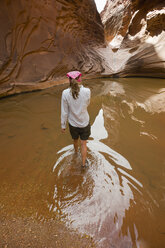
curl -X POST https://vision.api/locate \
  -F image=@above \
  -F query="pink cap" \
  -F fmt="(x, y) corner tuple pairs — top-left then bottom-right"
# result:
(67, 71), (82, 82)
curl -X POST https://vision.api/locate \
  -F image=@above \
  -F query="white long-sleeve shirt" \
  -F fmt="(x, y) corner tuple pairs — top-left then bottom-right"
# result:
(61, 85), (91, 129)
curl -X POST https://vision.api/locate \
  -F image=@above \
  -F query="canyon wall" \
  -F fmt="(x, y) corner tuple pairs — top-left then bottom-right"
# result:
(0, 0), (105, 97)
(100, 0), (165, 77)
(0, 0), (165, 97)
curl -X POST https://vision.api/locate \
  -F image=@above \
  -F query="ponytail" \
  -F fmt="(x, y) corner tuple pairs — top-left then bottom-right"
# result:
(69, 78), (80, 99)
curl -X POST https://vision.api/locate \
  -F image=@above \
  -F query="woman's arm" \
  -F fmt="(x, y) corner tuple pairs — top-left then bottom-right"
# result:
(61, 91), (68, 131)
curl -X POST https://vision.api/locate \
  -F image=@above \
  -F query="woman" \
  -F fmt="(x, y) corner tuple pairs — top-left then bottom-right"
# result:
(61, 71), (91, 167)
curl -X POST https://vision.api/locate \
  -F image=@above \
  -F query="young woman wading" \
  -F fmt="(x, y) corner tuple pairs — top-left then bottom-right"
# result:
(61, 71), (91, 167)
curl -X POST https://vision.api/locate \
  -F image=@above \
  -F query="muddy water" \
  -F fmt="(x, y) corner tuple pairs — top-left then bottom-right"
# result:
(0, 78), (165, 248)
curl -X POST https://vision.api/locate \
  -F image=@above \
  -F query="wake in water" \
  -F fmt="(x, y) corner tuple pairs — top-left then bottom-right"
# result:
(51, 108), (143, 248)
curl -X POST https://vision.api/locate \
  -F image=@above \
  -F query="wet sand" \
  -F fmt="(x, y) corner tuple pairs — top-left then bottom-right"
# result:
(0, 217), (95, 248)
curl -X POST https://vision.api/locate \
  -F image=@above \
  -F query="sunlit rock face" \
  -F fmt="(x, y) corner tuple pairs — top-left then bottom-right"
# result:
(0, 0), (165, 97)
(101, 0), (165, 77)
(0, 0), (105, 96)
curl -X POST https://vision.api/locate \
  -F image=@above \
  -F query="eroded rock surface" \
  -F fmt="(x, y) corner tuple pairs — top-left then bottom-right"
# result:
(0, 0), (105, 97)
(100, 0), (165, 77)
(0, 0), (165, 97)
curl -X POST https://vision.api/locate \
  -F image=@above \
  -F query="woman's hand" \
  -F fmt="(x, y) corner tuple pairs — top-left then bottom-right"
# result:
(61, 129), (66, 133)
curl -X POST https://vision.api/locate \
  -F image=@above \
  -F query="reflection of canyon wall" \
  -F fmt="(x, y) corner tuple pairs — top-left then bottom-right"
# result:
(101, 0), (165, 77)
(0, 0), (105, 97)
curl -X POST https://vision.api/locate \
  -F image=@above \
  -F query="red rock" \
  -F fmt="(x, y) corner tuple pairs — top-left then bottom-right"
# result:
(100, 0), (165, 77)
(0, 0), (165, 97)
(0, 0), (105, 97)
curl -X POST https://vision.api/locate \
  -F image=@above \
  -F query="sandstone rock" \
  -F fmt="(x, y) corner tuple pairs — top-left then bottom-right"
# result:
(0, 0), (105, 97)
(0, 0), (165, 97)
(100, 0), (165, 77)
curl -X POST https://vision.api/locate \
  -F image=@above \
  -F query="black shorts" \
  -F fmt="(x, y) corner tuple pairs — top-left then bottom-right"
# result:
(69, 123), (91, 140)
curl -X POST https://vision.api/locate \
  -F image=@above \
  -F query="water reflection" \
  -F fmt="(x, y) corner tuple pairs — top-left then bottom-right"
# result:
(0, 77), (165, 247)
(51, 108), (143, 247)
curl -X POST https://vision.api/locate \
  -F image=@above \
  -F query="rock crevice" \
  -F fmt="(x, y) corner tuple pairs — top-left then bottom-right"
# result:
(101, 0), (165, 77)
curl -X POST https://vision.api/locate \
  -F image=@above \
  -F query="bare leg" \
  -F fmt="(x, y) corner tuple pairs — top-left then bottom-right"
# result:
(80, 140), (87, 166)
(73, 139), (79, 153)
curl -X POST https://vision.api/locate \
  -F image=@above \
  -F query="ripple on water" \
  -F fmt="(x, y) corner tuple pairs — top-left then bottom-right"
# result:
(51, 108), (143, 247)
